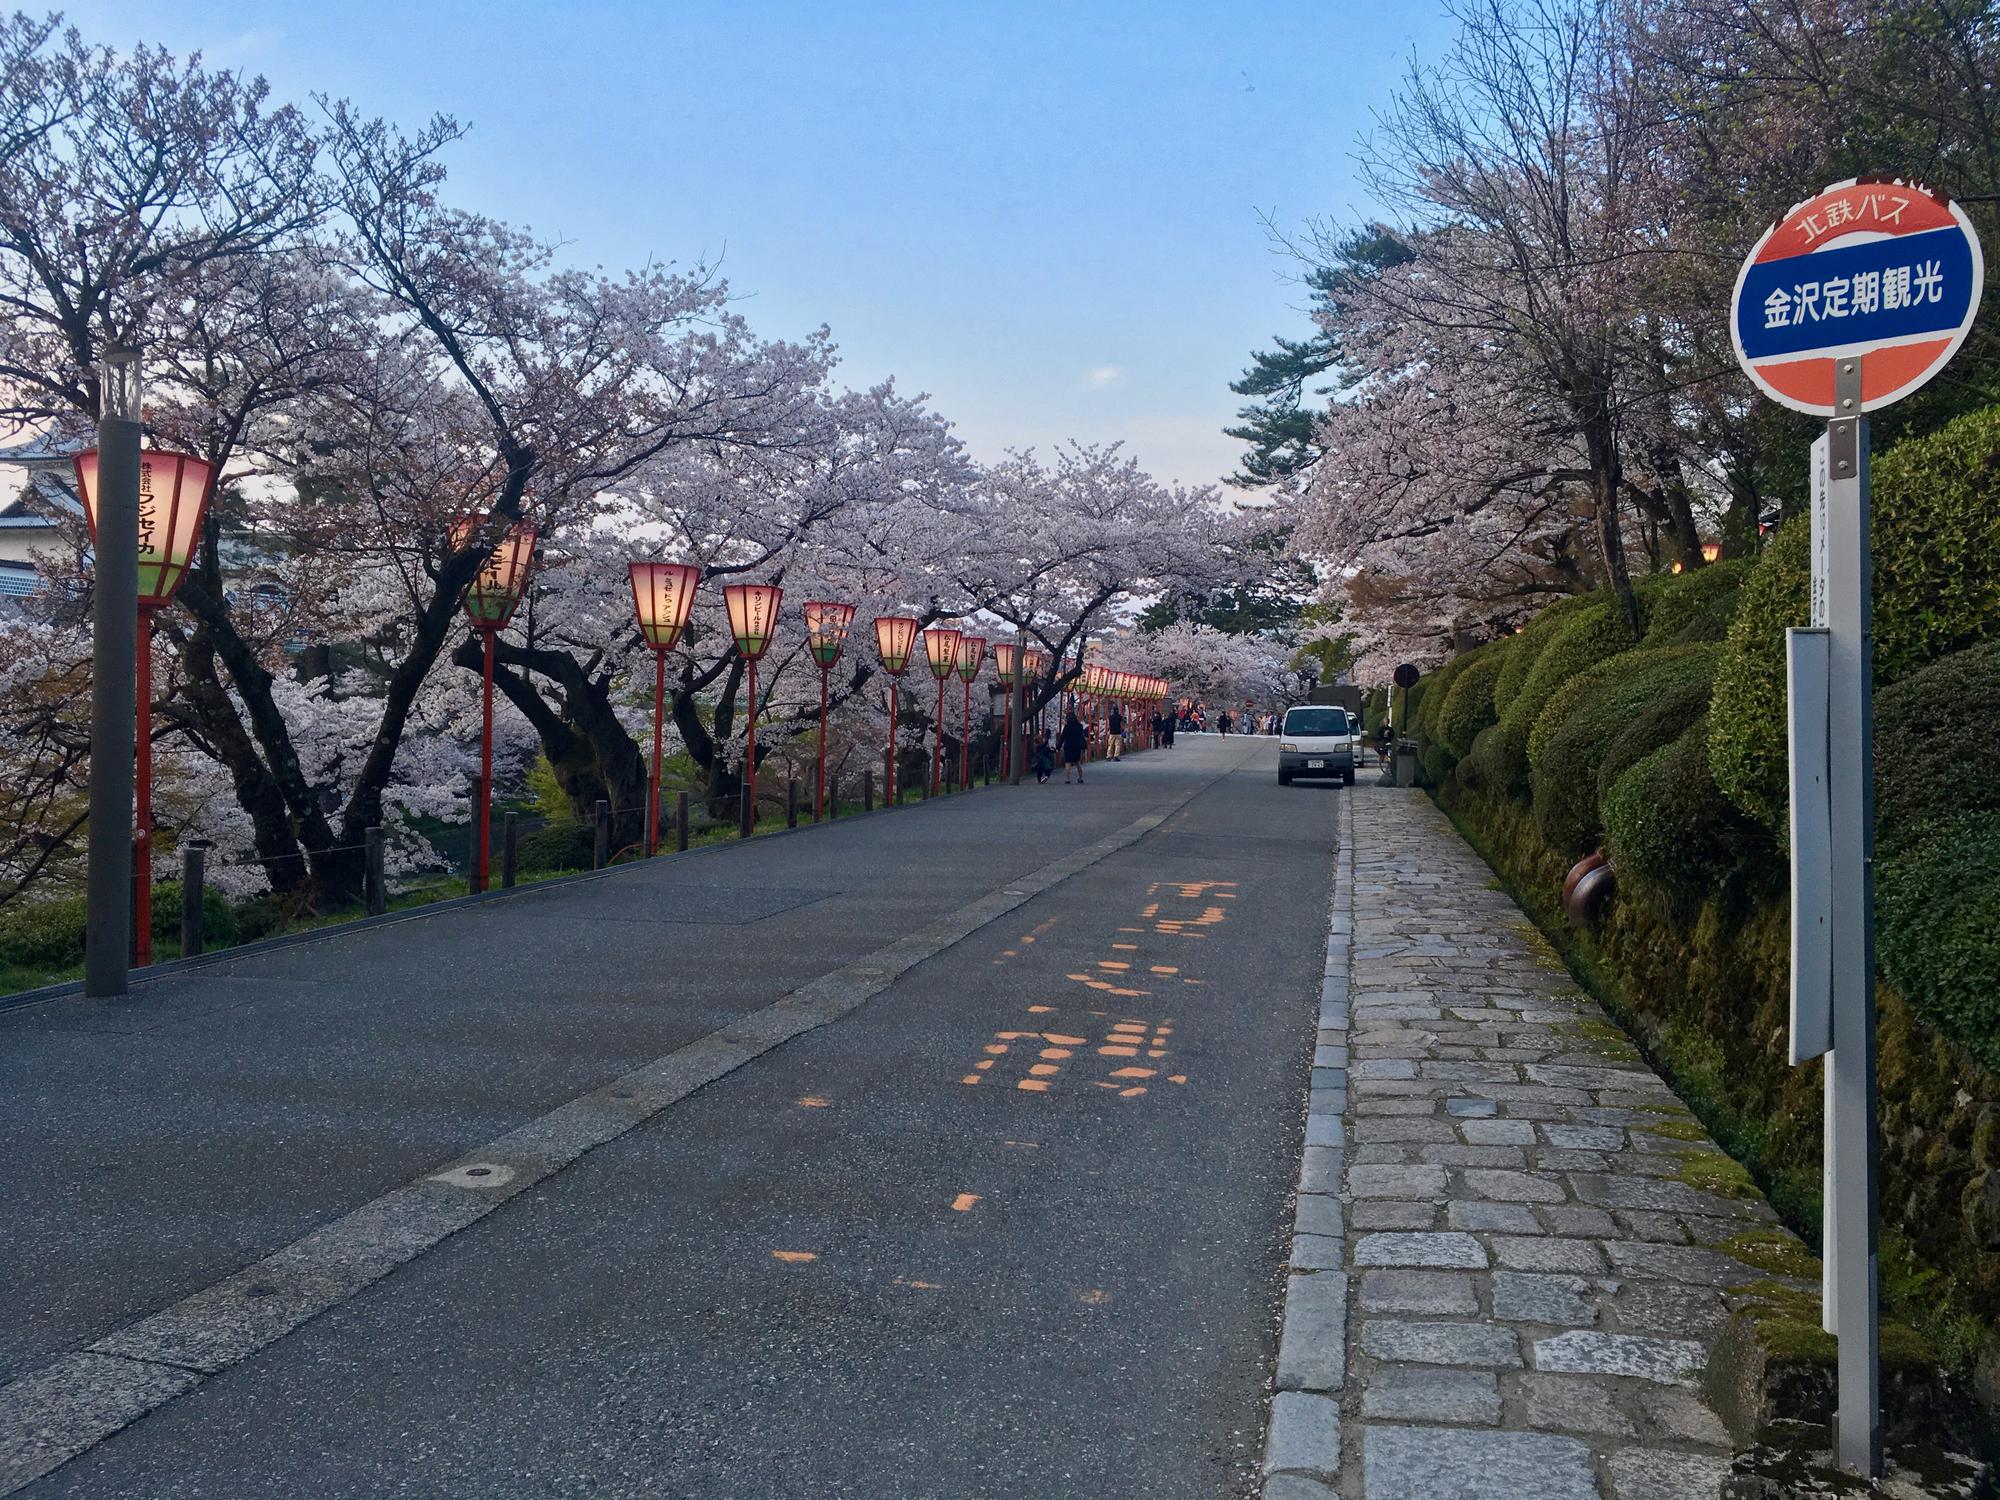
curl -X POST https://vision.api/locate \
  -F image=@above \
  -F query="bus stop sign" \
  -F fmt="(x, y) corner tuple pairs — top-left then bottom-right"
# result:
(1731, 177), (1984, 416)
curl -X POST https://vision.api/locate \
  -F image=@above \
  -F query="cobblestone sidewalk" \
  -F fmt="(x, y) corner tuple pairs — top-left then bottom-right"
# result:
(1266, 788), (1812, 1500)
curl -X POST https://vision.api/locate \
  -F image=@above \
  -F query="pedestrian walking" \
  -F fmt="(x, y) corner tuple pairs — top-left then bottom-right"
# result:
(1107, 702), (1124, 760)
(1219, 710), (1232, 736)
(1060, 709), (1088, 783)
(1162, 710), (1176, 748)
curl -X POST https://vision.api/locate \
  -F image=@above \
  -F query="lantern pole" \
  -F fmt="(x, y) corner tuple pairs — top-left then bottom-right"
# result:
(817, 664), (831, 820)
(887, 680), (899, 802)
(134, 607), (155, 965)
(933, 671), (947, 796)
(476, 625), (497, 892)
(648, 648), (666, 856)
(961, 676), (972, 789)
(746, 656), (759, 828)
(85, 348), (141, 997)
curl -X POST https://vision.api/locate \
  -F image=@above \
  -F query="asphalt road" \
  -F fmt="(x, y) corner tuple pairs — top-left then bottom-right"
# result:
(3, 733), (1339, 1498)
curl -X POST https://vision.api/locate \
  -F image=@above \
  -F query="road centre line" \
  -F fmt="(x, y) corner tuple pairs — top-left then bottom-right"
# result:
(0, 756), (1246, 1496)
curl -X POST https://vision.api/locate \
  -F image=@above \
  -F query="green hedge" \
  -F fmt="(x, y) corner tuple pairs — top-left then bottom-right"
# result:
(1879, 814), (2000, 1074)
(1874, 641), (2000, 858)
(1711, 405), (2000, 838)
(1530, 646), (1719, 857)
(0, 881), (236, 969)
(1436, 651), (1503, 759)
(1642, 558), (1751, 645)
(1601, 716), (1763, 914)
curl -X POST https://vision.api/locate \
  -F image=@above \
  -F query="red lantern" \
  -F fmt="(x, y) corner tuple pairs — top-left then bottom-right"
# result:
(724, 583), (784, 828)
(955, 634), (985, 789)
(803, 600), (856, 819)
(72, 446), (218, 966)
(922, 626), (962, 795)
(451, 518), (538, 894)
(992, 641), (1019, 776)
(874, 616), (919, 800)
(630, 561), (701, 855)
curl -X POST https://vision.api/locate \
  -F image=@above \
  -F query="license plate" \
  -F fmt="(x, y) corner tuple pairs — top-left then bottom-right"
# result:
(1306, 759), (1325, 769)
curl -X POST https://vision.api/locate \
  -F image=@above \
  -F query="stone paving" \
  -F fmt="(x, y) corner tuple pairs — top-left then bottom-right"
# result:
(1265, 787), (1817, 1499)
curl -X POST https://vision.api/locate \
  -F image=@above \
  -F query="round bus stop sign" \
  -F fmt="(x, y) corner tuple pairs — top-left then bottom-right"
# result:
(1730, 177), (1984, 416)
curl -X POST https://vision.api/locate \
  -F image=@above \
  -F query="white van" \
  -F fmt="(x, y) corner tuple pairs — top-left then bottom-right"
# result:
(1278, 706), (1357, 786)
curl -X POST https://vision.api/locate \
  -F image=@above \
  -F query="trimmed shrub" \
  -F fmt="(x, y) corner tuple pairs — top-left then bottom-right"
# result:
(1712, 406), (2000, 837)
(1598, 659), (1718, 803)
(1874, 641), (2000, 858)
(150, 881), (239, 947)
(1436, 651), (1503, 759)
(1511, 601), (1640, 734)
(0, 893), (88, 969)
(1603, 716), (1762, 912)
(1460, 717), (1530, 798)
(1530, 646), (1719, 856)
(1872, 403), (2000, 682)
(517, 820), (594, 874)
(1491, 593), (1592, 717)
(1879, 813), (2000, 1073)
(1642, 558), (1752, 645)
(1709, 517), (1810, 836)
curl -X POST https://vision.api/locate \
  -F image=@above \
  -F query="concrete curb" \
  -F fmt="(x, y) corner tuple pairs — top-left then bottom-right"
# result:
(1264, 788), (1355, 1494)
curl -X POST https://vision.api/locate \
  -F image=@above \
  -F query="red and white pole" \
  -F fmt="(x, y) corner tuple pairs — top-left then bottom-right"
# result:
(961, 679), (972, 788)
(746, 657), (759, 828)
(817, 667), (830, 821)
(933, 675), (947, 795)
(647, 648), (665, 855)
(887, 682), (899, 802)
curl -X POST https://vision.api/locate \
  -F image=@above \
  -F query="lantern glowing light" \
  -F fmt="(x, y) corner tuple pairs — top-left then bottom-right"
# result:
(804, 600), (857, 667)
(630, 561), (700, 652)
(874, 615), (919, 676)
(923, 625), (962, 679)
(954, 635), (985, 790)
(723, 582), (783, 661)
(73, 448), (216, 609)
(454, 519), (538, 630)
(992, 641), (1019, 686)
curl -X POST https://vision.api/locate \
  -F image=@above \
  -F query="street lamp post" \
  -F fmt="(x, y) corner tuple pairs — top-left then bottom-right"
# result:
(629, 561), (701, 855)
(873, 616), (917, 802)
(955, 634), (985, 788)
(456, 520), (537, 893)
(723, 583), (783, 829)
(804, 600), (856, 820)
(75, 418), (218, 973)
(922, 626), (961, 797)
(992, 641), (1019, 778)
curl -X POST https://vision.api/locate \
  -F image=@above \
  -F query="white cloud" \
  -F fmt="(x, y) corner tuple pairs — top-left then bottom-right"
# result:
(1083, 365), (1124, 390)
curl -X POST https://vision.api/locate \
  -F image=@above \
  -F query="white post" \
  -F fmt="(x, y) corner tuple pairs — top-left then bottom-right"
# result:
(1824, 354), (1880, 1476)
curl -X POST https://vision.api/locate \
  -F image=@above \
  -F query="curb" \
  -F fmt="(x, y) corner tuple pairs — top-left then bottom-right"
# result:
(1263, 786), (1356, 1496)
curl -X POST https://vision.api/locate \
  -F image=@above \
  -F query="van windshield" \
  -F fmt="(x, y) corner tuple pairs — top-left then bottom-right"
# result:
(1285, 709), (1350, 736)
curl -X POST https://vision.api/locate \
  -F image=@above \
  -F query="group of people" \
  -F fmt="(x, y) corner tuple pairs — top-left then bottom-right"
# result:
(1028, 701), (1176, 784)
(1170, 702), (1280, 737)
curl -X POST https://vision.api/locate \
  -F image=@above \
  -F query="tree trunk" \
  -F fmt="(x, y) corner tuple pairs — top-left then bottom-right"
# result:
(1583, 409), (1641, 638)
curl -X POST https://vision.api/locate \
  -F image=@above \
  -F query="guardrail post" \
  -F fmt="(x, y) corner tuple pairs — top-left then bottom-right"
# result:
(676, 790), (690, 852)
(787, 778), (799, 828)
(864, 768), (874, 812)
(593, 800), (610, 869)
(365, 825), (386, 916)
(501, 812), (518, 889)
(738, 778), (753, 839)
(828, 775), (839, 819)
(180, 841), (207, 958)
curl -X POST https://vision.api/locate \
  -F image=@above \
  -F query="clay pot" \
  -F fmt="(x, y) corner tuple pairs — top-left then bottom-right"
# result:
(1562, 851), (1607, 909)
(1565, 863), (1616, 927)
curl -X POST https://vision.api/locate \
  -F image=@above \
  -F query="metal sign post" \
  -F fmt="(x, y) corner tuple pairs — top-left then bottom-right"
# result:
(1737, 177), (1984, 1478)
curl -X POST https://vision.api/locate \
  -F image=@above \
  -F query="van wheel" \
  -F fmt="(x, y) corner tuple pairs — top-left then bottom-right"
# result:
(1341, 768), (1356, 786)
(1278, 770), (1293, 786)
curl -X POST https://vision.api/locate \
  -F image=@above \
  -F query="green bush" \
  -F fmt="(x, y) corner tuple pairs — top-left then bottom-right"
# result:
(1603, 716), (1762, 911)
(1510, 601), (1639, 733)
(1872, 403), (2000, 682)
(1598, 659), (1718, 803)
(1875, 642), (2000, 858)
(1491, 594), (1591, 717)
(150, 881), (239, 947)
(516, 820), (594, 874)
(1436, 652), (1503, 758)
(1530, 646), (1719, 856)
(1708, 517), (1811, 836)
(0, 893), (89, 969)
(1642, 558), (1752, 645)
(1461, 716), (1531, 799)
(1879, 813), (2000, 1073)
(1712, 405), (2000, 837)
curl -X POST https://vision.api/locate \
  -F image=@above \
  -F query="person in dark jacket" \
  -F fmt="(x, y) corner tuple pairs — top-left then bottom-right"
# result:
(1060, 710), (1088, 783)
(1030, 729), (1056, 783)
(1106, 703), (1124, 760)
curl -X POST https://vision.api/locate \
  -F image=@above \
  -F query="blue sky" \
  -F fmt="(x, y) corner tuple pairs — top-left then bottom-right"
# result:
(70, 0), (1456, 489)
